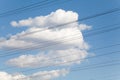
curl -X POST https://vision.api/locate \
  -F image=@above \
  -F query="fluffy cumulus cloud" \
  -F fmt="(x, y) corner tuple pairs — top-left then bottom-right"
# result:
(0, 26), (89, 50)
(7, 48), (87, 68)
(0, 9), (91, 80)
(0, 69), (68, 80)
(11, 9), (78, 28)
(0, 9), (91, 50)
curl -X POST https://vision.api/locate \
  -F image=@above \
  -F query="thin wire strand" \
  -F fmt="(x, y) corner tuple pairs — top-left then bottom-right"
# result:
(17, 59), (120, 80)
(16, 7), (120, 37)
(0, 0), (67, 17)
(20, 50), (120, 73)
(0, 25), (120, 57)
(0, 7), (119, 43)
(1, 42), (120, 71)
(1, 22), (120, 53)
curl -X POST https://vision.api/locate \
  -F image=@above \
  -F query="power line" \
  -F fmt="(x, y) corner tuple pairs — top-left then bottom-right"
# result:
(0, 6), (119, 76)
(0, 0), (68, 17)
(20, 50), (120, 73)
(92, 73), (120, 80)
(71, 59), (120, 71)
(8, 25), (120, 79)
(1, 42), (120, 71)
(2, 22), (120, 53)
(89, 43), (120, 52)
(0, 24), (119, 75)
(0, 0), (50, 17)
(17, 59), (120, 80)
(84, 25), (120, 37)
(0, 1), (120, 80)
(0, 7), (119, 42)
(0, 24), (120, 57)
(15, 7), (120, 38)
(0, 6), (119, 56)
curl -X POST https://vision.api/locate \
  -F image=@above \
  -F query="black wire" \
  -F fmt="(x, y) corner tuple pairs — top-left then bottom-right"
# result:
(0, 0), (65, 17)
(2, 22), (120, 53)
(15, 7), (120, 37)
(0, 25), (120, 57)
(71, 59), (120, 71)
(0, 7), (119, 43)
(16, 59), (120, 80)
(84, 25), (120, 37)
(1, 42), (120, 71)
(71, 62), (120, 72)
(20, 50), (120, 73)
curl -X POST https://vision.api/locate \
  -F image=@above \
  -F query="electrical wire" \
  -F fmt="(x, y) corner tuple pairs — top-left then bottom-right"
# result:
(0, 0), (69, 17)
(15, 7), (120, 37)
(1, 42), (120, 71)
(0, 7), (119, 43)
(0, 24), (120, 57)
(0, 7), (119, 57)
(1, 22), (120, 53)
(0, 1), (119, 80)
(20, 50), (120, 73)
(17, 59), (120, 80)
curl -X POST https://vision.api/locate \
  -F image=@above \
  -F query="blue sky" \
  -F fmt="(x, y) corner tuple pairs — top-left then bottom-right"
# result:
(0, 0), (120, 80)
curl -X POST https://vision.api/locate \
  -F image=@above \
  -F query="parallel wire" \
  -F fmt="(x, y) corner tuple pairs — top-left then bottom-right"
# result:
(14, 25), (120, 79)
(0, 25), (120, 57)
(15, 7), (120, 37)
(1, 22), (120, 53)
(71, 59), (120, 71)
(0, 0), (50, 16)
(0, 7), (119, 54)
(94, 73), (120, 80)
(0, 1), (120, 80)
(20, 50), (120, 73)
(0, 0), (68, 17)
(0, 14), (119, 74)
(1, 42), (120, 71)
(0, 7), (120, 43)
(17, 58), (120, 80)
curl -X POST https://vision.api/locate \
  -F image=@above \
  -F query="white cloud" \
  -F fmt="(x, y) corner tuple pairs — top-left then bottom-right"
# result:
(1, 9), (90, 68)
(0, 9), (90, 51)
(0, 72), (25, 80)
(0, 9), (91, 79)
(28, 69), (69, 80)
(7, 48), (87, 68)
(0, 69), (68, 80)
(11, 9), (78, 28)
(0, 27), (89, 50)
